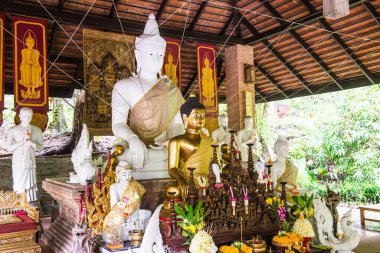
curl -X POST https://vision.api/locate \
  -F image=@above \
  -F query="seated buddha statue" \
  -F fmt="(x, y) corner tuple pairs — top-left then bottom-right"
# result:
(212, 113), (230, 148)
(103, 161), (147, 244)
(111, 13), (185, 180)
(272, 137), (299, 195)
(168, 97), (214, 200)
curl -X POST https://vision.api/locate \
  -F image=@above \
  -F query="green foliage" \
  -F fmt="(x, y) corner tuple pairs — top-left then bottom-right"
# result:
(287, 193), (314, 220)
(174, 200), (207, 242)
(256, 85), (380, 204)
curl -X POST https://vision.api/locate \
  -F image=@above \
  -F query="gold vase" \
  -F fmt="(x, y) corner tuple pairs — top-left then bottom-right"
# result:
(246, 239), (267, 252)
(130, 230), (144, 247)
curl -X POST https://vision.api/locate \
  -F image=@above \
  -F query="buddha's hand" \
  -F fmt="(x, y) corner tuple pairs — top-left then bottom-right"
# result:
(128, 135), (147, 170)
(177, 177), (188, 200)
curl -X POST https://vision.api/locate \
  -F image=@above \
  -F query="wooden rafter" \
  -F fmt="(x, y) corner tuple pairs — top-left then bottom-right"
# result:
(156, 0), (169, 21)
(108, 0), (120, 19)
(0, 1), (242, 45)
(244, 0), (366, 45)
(48, 0), (65, 58)
(236, 11), (313, 94)
(363, 1), (380, 26)
(299, 0), (376, 85)
(254, 63), (288, 99)
(188, 0), (209, 31)
(183, 71), (198, 97)
(230, 0), (241, 38)
(260, 0), (343, 90)
(220, 14), (234, 35)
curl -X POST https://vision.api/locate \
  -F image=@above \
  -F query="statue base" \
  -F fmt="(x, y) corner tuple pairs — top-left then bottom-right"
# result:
(41, 178), (87, 253)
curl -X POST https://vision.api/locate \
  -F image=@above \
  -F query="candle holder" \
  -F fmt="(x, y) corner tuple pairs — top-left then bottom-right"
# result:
(247, 143), (254, 173)
(265, 163), (272, 177)
(129, 230), (144, 247)
(229, 130), (236, 165)
(168, 191), (178, 235)
(187, 167), (196, 208)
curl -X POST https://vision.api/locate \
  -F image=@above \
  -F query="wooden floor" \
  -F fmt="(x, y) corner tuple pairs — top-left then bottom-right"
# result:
(39, 206), (380, 253)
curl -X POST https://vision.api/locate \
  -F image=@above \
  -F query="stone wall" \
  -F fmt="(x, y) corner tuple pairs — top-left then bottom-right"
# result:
(0, 155), (73, 216)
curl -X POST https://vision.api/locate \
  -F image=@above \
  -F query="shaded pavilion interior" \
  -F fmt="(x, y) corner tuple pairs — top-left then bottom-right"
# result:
(1, 0), (380, 103)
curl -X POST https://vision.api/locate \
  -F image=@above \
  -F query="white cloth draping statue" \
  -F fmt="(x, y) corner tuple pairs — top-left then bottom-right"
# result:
(313, 199), (360, 253)
(69, 124), (96, 184)
(236, 116), (258, 161)
(6, 107), (43, 202)
(111, 13), (185, 180)
(212, 113), (230, 147)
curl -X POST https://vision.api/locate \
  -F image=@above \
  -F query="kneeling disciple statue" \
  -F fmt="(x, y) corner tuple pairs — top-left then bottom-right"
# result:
(103, 161), (148, 248)
(6, 107), (43, 202)
(111, 13), (185, 179)
(168, 97), (214, 200)
(236, 116), (259, 162)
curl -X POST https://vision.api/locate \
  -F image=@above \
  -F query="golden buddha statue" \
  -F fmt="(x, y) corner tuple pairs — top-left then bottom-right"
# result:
(19, 31), (43, 99)
(164, 51), (178, 86)
(201, 55), (215, 106)
(168, 97), (214, 200)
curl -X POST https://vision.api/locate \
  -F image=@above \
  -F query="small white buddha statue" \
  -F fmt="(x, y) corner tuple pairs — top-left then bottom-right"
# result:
(236, 116), (259, 162)
(212, 113), (230, 147)
(111, 13), (185, 179)
(271, 136), (299, 194)
(103, 161), (149, 243)
(6, 107), (43, 202)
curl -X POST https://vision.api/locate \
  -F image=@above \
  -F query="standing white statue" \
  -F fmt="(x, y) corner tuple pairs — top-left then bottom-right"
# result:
(313, 199), (360, 253)
(272, 136), (299, 194)
(236, 116), (258, 161)
(111, 13), (185, 179)
(6, 107), (43, 202)
(70, 124), (96, 184)
(212, 113), (230, 147)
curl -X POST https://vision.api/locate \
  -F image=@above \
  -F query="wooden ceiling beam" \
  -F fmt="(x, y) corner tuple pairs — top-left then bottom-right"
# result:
(0, 1), (242, 45)
(244, 0), (366, 45)
(156, 0), (169, 21)
(108, 0), (120, 19)
(299, 0), (376, 85)
(230, 0), (241, 38)
(254, 63), (289, 99)
(259, 74), (380, 102)
(49, 55), (82, 64)
(236, 10), (313, 94)
(188, 0), (209, 31)
(48, 0), (65, 59)
(260, 0), (343, 90)
(219, 14), (234, 35)
(363, 2), (380, 26)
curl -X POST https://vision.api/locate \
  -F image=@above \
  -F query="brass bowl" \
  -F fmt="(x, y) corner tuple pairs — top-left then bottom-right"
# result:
(130, 230), (144, 246)
(246, 239), (266, 248)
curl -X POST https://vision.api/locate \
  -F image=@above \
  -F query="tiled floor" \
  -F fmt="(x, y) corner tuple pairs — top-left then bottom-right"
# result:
(39, 206), (380, 253)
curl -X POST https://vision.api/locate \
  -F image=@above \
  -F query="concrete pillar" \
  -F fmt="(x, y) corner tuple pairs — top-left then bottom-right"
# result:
(225, 44), (255, 131)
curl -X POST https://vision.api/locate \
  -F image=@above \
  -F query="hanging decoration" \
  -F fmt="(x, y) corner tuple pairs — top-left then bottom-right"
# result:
(13, 16), (49, 131)
(83, 28), (135, 136)
(163, 38), (181, 90)
(323, 0), (349, 19)
(196, 43), (219, 132)
(0, 13), (4, 126)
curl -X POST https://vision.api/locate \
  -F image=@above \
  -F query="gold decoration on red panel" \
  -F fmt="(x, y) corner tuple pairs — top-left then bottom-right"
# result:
(163, 38), (181, 90)
(13, 16), (48, 131)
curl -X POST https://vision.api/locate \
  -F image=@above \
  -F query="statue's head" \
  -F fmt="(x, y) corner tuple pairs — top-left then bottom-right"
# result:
(168, 51), (174, 64)
(115, 161), (132, 182)
(135, 14), (166, 76)
(19, 107), (33, 124)
(274, 136), (289, 158)
(218, 113), (228, 128)
(25, 32), (35, 49)
(244, 116), (254, 129)
(204, 55), (210, 67)
(180, 96), (206, 131)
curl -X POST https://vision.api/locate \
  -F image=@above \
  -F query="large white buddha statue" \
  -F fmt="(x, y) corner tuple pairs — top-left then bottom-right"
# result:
(212, 113), (230, 147)
(6, 107), (43, 202)
(271, 136), (298, 194)
(111, 14), (185, 179)
(236, 116), (258, 161)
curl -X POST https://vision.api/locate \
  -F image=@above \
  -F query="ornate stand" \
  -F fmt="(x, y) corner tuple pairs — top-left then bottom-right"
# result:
(41, 178), (87, 253)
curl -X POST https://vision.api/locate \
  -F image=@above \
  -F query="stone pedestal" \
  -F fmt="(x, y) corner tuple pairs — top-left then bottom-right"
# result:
(225, 45), (255, 131)
(41, 178), (86, 253)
